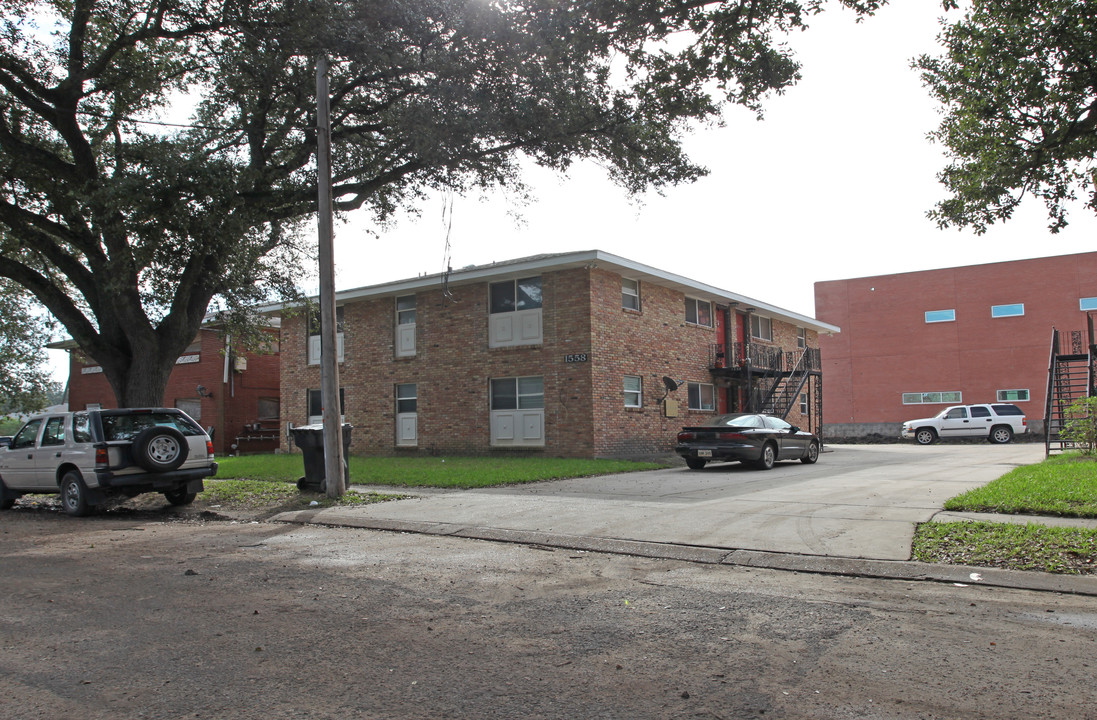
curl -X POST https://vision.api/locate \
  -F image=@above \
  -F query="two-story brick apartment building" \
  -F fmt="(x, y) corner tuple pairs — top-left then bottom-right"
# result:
(814, 251), (1097, 439)
(54, 324), (282, 455)
(277, 251), (837, 458)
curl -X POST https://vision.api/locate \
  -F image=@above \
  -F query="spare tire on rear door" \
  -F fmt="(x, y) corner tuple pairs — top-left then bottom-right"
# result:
(132, 425), (189, 472)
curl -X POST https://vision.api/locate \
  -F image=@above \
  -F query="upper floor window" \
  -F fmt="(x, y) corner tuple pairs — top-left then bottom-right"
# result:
(308, 305), (345, 365)
(1080, 297), (1097, 311)
(622, 278), (640, 311)
(685, 297), (711, 327)
(397, 295), (416, 325)
(797, 327), (806, 348)
(925, 309), (955, 323)
(991, 303), (1024, 318)
(750, 315), (772, 342)
(489, 277), (543, 348)
(395, 295), (416, 358)
(624, 375), (642, 408)
(490, 277), (542, 313)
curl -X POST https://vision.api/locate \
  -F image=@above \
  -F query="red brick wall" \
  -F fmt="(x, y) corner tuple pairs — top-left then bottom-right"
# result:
(815, 252), (1097, 426)
(64, 328), (280, 455)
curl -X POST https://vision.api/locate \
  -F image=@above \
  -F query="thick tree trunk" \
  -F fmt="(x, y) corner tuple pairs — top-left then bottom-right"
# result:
(101, 346), (179, 409)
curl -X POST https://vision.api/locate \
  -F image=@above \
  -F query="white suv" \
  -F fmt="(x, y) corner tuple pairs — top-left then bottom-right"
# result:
(900, 403), (1028, 445)
(0, 408), (217, 516)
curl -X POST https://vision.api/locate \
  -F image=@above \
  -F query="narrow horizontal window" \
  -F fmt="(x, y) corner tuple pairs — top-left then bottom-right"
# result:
(1080, 297), (1097, 311)
(997, 389), (1029, 402)
(924, 309), (955, 324)
(902, 391), (962, 405)
(991, 303), (1024, 318)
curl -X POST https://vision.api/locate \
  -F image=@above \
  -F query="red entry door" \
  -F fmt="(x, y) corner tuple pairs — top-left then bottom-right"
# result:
(715, 308), (728, 413)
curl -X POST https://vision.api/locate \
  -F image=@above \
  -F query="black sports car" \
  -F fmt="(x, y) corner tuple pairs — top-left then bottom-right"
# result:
(675, 413), (821, 470)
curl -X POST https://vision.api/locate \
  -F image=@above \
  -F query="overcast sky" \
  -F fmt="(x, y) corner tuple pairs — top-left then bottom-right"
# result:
(326, 1), (1097, 320)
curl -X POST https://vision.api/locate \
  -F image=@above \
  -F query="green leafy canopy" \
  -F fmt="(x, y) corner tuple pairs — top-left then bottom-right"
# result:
(0, 0), (883, 406)
(918, 0), (1097, 233)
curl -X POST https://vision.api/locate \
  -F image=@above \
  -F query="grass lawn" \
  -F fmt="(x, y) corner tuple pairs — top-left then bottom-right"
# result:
(216, 453), (667, 488)
(913, 453), (1097, 574)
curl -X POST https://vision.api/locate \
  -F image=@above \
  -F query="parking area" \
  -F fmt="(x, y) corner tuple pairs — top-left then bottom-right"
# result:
(288, 443), (1048, 561)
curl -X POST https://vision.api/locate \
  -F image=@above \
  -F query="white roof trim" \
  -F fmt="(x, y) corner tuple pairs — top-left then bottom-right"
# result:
(260, 249), (839, 334)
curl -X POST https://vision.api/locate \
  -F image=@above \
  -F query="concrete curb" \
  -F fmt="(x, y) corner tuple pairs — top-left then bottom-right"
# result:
(270, 509), (1097, 597)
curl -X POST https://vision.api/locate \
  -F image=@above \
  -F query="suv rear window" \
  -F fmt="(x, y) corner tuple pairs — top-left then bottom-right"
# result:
(991, 404), (1025, 416)
(100, 412), (204, 441)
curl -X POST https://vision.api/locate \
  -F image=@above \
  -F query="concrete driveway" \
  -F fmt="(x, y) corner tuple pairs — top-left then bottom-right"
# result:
(284, 443), (1047, 561)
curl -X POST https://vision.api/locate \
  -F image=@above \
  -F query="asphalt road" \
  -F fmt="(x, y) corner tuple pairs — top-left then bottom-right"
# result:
(5, 515), (1097, 720)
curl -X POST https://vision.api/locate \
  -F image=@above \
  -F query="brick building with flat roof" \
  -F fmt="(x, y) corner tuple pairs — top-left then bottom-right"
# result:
(275, 250), (837, 459)
(813, 251), (1097, 439)
(54, 325), (282, 455)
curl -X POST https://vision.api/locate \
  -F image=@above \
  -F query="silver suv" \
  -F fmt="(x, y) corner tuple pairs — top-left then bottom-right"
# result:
(900, 403), (1028, 445)
(0, 408), (217, 516)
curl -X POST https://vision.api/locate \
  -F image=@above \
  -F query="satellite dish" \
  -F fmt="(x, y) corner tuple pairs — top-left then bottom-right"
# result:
(662, 376), (679, 392)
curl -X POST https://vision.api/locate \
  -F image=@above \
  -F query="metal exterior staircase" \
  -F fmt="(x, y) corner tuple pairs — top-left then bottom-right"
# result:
(760, 349), (819, 419)
(1045, 327), (1095, 456)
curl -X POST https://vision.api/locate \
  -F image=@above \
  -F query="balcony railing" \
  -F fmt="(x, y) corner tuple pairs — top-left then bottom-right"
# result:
(709, 344), (819, 373)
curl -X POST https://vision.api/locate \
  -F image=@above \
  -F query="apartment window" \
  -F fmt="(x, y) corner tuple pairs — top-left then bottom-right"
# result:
(395, 295), (416, 357)
(308, 305), (345, 365)
(902, 391), (962, 405)
(258, 397), (280, 421)
(489, 277), (543, 347)
(991, 303), (1024, 318)
(624, 375), (642, 408)
(685, 297), (712, 327)
(750, 315), (773, 342)
(687, 382), (715, 411)
(622, 278), (640, 311)
(925, 309), (956, 323)
(396, 383), (418, 446)
(176, 398), (202, 422)
(307, 388), (345, 424)
(997, 389), (1030, 402)
(490, 376), (545, 446)
(1080, 297), (1097, 311)
(800, 393), (809, 414)
(797, 327), (806, 349)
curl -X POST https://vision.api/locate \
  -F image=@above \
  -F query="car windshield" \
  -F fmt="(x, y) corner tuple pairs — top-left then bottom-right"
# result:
(703, 414), (764, 428)
(100, 412), (204, 441)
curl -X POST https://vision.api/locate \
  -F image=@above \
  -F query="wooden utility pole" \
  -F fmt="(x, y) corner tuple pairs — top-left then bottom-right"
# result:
(316, 54), (346, 497)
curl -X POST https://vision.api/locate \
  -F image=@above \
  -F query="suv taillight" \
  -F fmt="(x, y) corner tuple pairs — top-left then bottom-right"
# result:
(206, 440), (215, 458)
(95, 447), (108, 467)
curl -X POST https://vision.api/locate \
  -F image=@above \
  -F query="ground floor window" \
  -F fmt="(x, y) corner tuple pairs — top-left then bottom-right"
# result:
(997, 389), (1030, 402)
(687, 382), (715, 411)
(175, 398), (201, 422)
(307, 388), (345, 425)
(396, 383), (418, 446)
(624, 375), (642, 408)
(490, 376), (544, 446)
(902, 391), (962, 405)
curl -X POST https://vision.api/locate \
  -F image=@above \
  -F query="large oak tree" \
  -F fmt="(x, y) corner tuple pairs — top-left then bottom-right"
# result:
(918, 0), (1097, 232)
(0, 0), (883, 407)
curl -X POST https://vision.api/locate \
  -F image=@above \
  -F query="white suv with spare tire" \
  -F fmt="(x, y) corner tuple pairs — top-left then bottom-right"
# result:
(900, 403), (1028, 445)
(0, 408), (217, 516)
